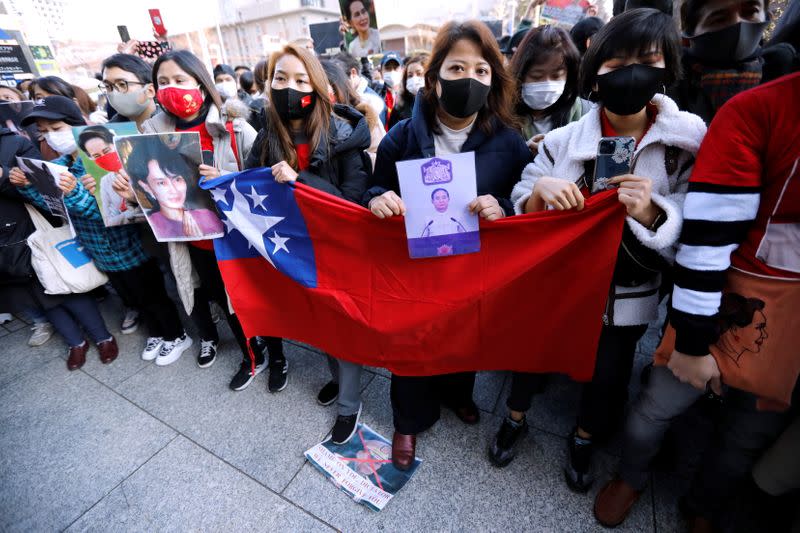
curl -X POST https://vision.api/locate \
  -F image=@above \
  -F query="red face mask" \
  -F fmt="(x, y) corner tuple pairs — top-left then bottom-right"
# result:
(157, 85), (203, 118)
(93, 151), (123, 173)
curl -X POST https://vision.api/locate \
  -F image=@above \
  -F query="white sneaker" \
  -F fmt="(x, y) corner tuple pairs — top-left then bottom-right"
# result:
(155, 334), (193, 366)
(142, 337), (164, 361)
(0, 312), (12, 324)
(121, 308), (140, 334)
(28, 322), (54, 347)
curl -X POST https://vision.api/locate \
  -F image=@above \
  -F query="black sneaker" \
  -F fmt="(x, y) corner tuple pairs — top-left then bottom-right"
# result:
(331, 403), (361, 444)
(229, 359), (267, 391)
(564, 429), (595, 493)
(268, 358), (288, 393)
(488, 415), (528, 467)
(197, 340), (218, 368)
(317, 381), (339, 406)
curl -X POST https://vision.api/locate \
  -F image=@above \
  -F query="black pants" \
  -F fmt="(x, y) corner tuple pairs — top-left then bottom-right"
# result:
(188, 246), (248, 356)
(686, 387), (795, 528)
(391, 371), (476, 434)
(507, 372), (548, 412)
(576, 324), (648, 440)
(106, 259), (184, 341)
(187, 246), (284, 367)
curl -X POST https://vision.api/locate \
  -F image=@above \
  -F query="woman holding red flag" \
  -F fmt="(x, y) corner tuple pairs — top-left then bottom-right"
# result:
(244, 43), (372, 444)
(364, 20), (532, 470)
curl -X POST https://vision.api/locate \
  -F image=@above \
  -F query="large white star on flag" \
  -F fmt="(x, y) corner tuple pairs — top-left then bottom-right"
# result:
(269, 231), (290, 254)
(215, 181), (284, 266)
(246, 185), (269, 211)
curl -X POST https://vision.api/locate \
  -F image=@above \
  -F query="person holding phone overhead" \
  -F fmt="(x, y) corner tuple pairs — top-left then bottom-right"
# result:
(502, 9), (706, 493)
(364, 20), (531, 470)
(244, 43), (371, 444)
(140, 50), (258, 374)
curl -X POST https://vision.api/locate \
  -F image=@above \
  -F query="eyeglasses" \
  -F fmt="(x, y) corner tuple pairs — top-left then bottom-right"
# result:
(99, 80), (147, 94)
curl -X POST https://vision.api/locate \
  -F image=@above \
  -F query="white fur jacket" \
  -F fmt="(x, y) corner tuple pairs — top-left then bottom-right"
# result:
(511, 94), (707, 326)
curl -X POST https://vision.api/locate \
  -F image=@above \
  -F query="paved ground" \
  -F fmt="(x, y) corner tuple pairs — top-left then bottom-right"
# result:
(0, 295), (685, 532)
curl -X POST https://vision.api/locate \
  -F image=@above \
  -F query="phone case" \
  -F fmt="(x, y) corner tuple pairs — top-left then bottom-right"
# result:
(593, 136), (635, 193)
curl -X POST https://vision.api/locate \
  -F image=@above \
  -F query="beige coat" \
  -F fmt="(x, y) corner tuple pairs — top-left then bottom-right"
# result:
(140, 100), (257, 314)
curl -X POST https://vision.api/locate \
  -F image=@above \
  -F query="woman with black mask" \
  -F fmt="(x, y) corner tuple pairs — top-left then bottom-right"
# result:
(670, 0), (796, 124)
(245, 43), (371, 444)
(508, 8), (706, 493)
(364, 20), (532, 470)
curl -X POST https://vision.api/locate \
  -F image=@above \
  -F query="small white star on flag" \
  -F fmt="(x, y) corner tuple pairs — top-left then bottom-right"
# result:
(269, 231), (290, 254)
(246, 185), (269, 211)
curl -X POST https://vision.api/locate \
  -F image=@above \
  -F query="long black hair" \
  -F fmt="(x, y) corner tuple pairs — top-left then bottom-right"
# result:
(152, 50), (222, 120)
(510, 25), (581, 129)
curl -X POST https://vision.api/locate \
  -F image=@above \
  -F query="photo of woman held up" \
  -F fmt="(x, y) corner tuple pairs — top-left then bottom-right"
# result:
(116, 132), (224, 242)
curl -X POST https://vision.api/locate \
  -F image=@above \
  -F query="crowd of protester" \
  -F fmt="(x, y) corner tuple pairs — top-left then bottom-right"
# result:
(0, 1), (798, 530)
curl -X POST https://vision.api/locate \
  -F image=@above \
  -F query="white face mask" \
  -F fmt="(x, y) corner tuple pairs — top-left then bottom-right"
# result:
(521, 80), (566, 111)
(383, 70), (402, 88)
(215, 81), (238, 99)
(45, 130), (78, 155)
(405, 76), (424, 96)
(107, 87), (151, 118)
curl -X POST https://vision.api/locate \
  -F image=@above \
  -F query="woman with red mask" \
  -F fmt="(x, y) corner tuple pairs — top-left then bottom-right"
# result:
(138, 50), (263, 385)
(77, 125), (145, 226)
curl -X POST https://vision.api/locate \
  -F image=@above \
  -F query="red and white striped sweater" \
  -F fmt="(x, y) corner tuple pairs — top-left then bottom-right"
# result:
(672, 73), (800, 356)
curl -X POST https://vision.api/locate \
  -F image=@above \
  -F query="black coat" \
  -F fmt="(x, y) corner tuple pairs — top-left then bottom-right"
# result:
(0, 131), (63, 312)
(244, 104), (372, 205)
(365, 94), (532, 216)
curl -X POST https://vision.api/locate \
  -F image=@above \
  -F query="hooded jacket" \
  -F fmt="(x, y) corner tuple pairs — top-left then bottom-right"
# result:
(244, 103), (371, 205)
(512, 94), (707, 326)
(365, 94), (532, 215)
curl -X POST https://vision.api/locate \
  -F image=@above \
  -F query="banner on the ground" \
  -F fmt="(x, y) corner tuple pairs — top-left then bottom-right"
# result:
(304, 424), (421, 511)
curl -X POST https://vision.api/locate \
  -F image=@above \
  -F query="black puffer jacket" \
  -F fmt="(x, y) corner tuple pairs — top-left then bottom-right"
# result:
(244, 104), (371, 205)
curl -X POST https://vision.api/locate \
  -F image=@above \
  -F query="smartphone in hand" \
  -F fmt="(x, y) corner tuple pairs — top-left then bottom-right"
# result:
(593, 136), (635, 193)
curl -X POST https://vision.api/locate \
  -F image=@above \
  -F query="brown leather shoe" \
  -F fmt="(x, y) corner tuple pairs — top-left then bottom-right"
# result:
(391, 431), (416, 471)
(98, 337), (119, 364)
(594, 477), (643, 528)
(67, 341), (89, 371)
(444, 401), (480, 425)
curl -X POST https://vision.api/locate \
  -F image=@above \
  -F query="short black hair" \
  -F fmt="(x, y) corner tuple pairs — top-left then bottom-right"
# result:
(569, 17), (604, 55)
(431, 188), (449, 200)
(239, 70), (255, 93)
(101, 54), (152, 84)
(213, 63), (235, 80)
(624, 0), (673, 15)
(234, 65), (251, 72)
(579, 8), (682, 99)
(681, 0), (769, 36)
(333, 52), (360, 76)
(78, 125), (114, 153)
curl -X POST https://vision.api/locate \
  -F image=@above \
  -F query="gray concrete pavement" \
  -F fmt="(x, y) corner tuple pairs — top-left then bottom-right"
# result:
(0, 297), (681, 532)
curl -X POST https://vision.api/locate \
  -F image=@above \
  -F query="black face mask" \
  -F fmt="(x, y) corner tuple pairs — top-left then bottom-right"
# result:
(596, 64), (665, 116)
(270, 87), (316, 120)
(688, 20), (768, 65)
(437, 77), (491, 119)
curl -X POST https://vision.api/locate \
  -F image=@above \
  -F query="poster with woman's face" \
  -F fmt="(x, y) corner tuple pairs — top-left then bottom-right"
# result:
(73, 123), (143, 227)
(115, 132), (224, 242)
(340, 0), (382, 58)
